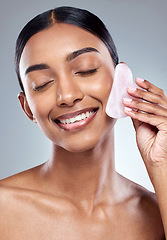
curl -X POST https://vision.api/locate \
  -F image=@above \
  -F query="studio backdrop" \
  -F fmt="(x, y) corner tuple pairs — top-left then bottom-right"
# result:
(0, 0), (167, 192)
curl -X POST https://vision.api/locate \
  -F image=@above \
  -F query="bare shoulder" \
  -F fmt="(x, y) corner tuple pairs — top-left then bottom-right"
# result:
(0, 164), (75, 215)
(0, 163), (46, 195)
(0, 164), (43, 217)
(0, 167), (75, 239)
(127, 178), (165, 238)
(132, 182), (160, 217)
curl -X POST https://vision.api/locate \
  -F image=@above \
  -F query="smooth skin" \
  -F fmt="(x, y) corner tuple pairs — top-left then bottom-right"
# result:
(0, 23), (166, 239)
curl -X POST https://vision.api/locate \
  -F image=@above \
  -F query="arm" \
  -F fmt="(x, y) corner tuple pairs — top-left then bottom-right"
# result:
(123, 77), (167, 236)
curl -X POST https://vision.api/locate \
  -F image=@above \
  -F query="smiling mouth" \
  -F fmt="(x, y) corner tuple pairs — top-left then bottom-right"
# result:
(54, 108), (99, 130)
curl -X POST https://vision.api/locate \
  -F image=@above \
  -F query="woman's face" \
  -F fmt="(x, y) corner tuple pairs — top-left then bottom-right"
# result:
(19, 23), (116, 152)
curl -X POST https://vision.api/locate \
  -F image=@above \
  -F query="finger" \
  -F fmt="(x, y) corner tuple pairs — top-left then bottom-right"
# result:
(123, 98), (167, 117)
(131, 118), (143, 132)
(135, 78), (167, 100)
(124, 107), (167, 131)
(127, 87), (167, 108)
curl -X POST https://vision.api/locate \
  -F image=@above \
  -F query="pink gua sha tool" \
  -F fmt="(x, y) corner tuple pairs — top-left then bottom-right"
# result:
(106, 62), (136, 118)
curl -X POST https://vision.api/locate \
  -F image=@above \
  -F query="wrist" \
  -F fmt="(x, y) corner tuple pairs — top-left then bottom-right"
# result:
(146, 161), (167, 190)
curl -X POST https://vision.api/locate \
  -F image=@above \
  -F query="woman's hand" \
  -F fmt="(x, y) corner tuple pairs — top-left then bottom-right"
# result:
(123, 78), (167, 177)
(123, 78), (167, 236)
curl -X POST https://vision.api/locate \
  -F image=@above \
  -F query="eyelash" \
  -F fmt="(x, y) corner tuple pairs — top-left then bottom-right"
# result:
(33, 80), (54, 91)
(33, 69), (98, 91)
(75, 68), (98, 76)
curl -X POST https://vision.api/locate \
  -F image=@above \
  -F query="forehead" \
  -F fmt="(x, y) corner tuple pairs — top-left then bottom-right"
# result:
(20, 23), (110, 66)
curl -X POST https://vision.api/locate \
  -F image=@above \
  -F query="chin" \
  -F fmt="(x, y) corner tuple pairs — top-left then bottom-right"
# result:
(62, 140), (99, 153)
(58, 125), (113, 153)
(49, 116), (116, 153)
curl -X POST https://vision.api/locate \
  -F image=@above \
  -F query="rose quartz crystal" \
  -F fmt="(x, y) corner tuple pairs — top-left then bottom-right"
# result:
(106, 63), (135, 118)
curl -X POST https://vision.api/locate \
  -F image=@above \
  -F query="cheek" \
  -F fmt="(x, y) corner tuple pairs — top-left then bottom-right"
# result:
(84, 70), (113, 108)
(25, 90), (55, 121)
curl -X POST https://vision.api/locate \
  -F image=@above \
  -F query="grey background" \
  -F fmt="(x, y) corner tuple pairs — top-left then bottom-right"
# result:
(0, 0), (167, 191)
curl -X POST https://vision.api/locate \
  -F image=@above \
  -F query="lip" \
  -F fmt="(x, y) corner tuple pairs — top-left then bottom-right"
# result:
(55, 107), (98, 120)
(54, 107), (99, 131)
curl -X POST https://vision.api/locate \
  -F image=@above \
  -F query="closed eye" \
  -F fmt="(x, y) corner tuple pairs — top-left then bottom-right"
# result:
(33, 80), (54, 91)
(75, 68), (98, 76)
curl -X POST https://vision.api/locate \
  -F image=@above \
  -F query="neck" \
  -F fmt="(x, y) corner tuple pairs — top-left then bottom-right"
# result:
(43, 128), (118, 211)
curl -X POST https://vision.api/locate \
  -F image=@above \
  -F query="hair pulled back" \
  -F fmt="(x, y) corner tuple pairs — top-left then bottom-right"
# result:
(15, 6), (119, 91)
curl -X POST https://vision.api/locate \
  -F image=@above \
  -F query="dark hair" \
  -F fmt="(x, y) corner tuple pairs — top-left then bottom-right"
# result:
(15, 6), (119, 91)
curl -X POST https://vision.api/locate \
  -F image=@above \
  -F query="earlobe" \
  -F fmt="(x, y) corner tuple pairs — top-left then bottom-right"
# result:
(18, 92), (34, 122)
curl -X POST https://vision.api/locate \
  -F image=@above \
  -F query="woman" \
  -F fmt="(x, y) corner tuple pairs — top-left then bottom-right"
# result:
(0, 6), (167, 239)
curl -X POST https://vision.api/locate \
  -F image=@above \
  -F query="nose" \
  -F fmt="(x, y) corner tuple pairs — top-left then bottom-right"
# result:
(56, 76), (84, 107)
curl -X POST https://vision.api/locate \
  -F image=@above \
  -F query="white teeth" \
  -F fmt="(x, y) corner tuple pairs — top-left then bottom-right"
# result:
(86, 112), (89, 118)
(76, 115), (82, 121)
(66, 119), (70, 124)
(59, 110), (95, 124)
(81, 113), (86, 120)
(70, 117), (75, 123)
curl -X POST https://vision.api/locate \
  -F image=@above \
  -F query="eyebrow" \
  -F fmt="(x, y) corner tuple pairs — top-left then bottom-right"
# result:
(25, 47), (100, 76)
(25, 64), (49, 76)
(66, 47), (100, 61)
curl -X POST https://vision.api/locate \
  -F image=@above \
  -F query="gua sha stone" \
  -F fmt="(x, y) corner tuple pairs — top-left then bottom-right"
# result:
(106, 62), (137, 118)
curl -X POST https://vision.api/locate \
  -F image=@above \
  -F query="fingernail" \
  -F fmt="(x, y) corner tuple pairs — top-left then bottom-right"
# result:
(124, 107), (132, 112)
(136, 77), (144, 82)
(123, 98), (132, 102)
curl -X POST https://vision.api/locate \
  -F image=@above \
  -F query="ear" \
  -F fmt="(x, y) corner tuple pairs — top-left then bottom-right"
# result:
(18, 92), (35, 122)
